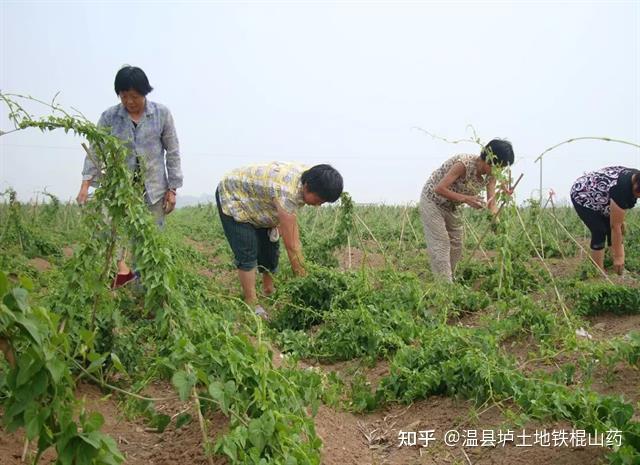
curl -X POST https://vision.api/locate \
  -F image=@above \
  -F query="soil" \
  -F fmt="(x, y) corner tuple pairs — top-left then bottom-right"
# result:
(0, 382), (228, 465)
(587, 314), (640, 340)
(337, 246), (387, 271)
(0, 388), (611, 465)
(316, 397), (607, 465)
(27, 257), (52, 272)
(312, 358), (391, 390)
(185, 237), (213, 255)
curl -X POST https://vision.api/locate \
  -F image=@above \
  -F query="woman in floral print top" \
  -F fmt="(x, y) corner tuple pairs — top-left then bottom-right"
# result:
(570, 166), (640, 275)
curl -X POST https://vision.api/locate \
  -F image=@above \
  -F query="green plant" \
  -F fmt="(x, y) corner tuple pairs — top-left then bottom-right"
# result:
(0, 272), (124, 464)
(570, 283), (640, 316)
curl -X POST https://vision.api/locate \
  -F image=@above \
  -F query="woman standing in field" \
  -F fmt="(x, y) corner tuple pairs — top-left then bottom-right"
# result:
(570, 166), (640, 275)
(76, 66), (183, 288)
(419, 139), (514, 282)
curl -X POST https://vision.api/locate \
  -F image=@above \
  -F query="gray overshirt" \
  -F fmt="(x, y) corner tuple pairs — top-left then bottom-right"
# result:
(82, 100), (183, 205)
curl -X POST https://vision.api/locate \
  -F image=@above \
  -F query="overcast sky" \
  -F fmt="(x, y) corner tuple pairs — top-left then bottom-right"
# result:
(1, 0), (638, 205)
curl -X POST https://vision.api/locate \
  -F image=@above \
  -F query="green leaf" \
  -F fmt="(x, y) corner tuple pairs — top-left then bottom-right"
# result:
(13, 313), (43, 345)
(79, 431), (102, 448)
(17, 369), (48, 402)
(221, 437), (237, 461)
(208, 381), (228, 413)
(86, 354), (107, 374)
(171, 370), (195, 401)
(24, 404), (41, 439)
(76, 438), (100, 464)
(175, 413), (192, 429)
(110, 353), (125, 373)
(11, 288), (29, 312)
(99, 435), (125, 464)
(149, 414), (171, 433)
(19, 275), (34, 291)
(83, 412), (105, 433)
(46, 358), (66, 384)
(248, 418), (266, 453)
(0, 271), (8, 296)
(16, 352), (43, 386)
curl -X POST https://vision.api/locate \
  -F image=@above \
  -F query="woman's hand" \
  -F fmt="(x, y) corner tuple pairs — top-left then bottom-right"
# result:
(163, 190), (177, 214)
(76, 189), (89, 205)
(76, 180), (92, 205)
(293, 265), (307, 277)
(613, 263), (625, 276)
(465, 195), (486, 209)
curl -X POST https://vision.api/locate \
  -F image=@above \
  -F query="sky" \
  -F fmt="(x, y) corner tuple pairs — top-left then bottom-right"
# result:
(1, 0), (639, 206)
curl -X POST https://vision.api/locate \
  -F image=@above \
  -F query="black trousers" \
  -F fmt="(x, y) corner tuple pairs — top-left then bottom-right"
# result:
(572, 198), (611, 250)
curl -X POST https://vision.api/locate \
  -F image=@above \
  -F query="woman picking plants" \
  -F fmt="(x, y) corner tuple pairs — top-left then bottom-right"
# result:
(570, 166), (640, 275)
(419, 139), (515, 282)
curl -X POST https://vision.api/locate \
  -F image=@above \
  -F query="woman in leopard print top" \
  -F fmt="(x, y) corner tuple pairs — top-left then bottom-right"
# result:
(419, 139), (515, 282)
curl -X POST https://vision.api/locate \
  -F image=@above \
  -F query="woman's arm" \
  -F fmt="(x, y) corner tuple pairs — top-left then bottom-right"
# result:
(434, 162), (485, 209)
(610, 199), (626, 274)
(486, 177), (498, 215)
(276, 202), (306, 276)
(77, 113), (108, 204)
(161, 110), (183, 191)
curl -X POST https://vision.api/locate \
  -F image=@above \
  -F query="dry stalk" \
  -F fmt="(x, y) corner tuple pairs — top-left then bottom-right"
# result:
(461, 446), (473, 465)
(462, 215), (489, 260)
(545, 208), (614, 284)
(512, 205), (572, 325)
(398, 204), (409, 250)
(534, 136), (640, 163)
(406, 207), (421, 243)
(193, 385), (215, 465)
(21, 439), (29, 462)
(354, 212), (388, 265)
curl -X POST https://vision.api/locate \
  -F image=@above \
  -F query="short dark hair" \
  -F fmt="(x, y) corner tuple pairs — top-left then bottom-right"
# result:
(114, 66), (153, 96)
(480, 139), (514, 167)
(301, 164), (343, 202)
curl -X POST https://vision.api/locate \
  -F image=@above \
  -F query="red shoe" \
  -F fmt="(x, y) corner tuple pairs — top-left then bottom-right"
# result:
(111, 271), (138, 290)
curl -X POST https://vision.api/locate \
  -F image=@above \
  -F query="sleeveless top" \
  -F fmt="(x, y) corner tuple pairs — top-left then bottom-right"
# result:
(570, 166), (638, 217)
(421, 154), (489, 211)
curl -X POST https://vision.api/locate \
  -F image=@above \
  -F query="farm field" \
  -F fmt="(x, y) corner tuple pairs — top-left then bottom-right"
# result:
(1, 191), (640, 465)
(0, 95), (639, 465)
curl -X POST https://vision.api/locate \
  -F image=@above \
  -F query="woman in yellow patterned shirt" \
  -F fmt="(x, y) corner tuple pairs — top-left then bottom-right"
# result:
(216, 162), (343, 319)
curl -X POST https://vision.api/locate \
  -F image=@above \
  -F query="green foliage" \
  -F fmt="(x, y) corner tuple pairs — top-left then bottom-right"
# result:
(570, 282), (640, 316)
(1, 189), (62, 258)
(302, 192), (354, 267)
(164, 308), (323, 464)
(0, 272), (124, 464)
(270, 267), (352, 331)
(491, 294), (559, 343)
(365, 325), (640, 461)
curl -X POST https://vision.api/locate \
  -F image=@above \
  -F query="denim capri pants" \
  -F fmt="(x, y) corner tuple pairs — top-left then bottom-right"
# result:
(215, 188), (279, 273)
